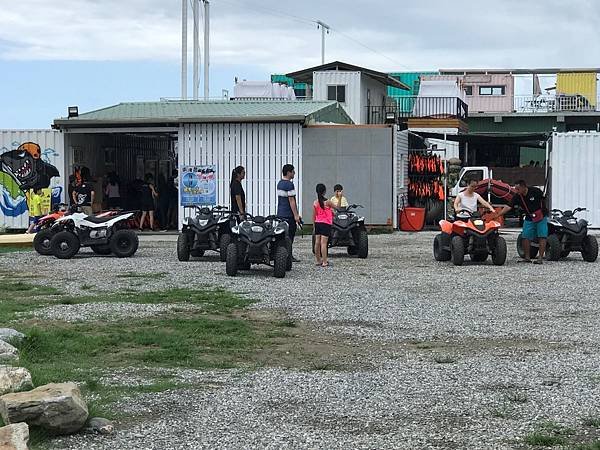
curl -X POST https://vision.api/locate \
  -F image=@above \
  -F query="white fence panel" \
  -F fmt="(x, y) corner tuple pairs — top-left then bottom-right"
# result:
(178, 123), (303, 226)
(0, 130), (65, 229)
(551, 132), (600, 228)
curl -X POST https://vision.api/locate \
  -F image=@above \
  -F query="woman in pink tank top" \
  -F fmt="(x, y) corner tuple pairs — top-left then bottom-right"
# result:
(313, 183), (337, 267)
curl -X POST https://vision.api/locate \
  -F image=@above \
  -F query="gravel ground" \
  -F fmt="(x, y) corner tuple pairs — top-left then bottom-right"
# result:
(2, 231), (600, 449)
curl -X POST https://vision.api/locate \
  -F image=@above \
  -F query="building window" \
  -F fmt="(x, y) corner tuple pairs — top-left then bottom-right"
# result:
(294, 88), (306, 98)
(479, 86), (506, 96)
(327, 85), (346, 103)
(464, 85), (473, 96)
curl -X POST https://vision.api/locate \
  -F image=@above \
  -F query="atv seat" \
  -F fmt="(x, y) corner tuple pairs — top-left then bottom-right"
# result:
(85, 214), (126, 224)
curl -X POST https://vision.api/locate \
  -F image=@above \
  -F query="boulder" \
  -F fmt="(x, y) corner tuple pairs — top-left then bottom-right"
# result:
(0, 422), (29, 450)
(0, 341), (18, 362)
(86, 417), (114, 435)
(0, 367), (33, 395)
(0, 329), (25, 345)
(0, 383), (88, 435)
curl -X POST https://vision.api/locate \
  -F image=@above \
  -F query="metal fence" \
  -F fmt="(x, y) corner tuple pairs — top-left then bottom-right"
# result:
(366, 97), (469, 124)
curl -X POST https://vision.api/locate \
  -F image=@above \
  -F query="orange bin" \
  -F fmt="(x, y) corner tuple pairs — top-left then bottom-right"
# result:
(399, 207), (426, 232)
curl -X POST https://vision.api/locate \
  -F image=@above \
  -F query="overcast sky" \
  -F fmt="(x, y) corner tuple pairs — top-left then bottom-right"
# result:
(1, 0), (599, 127)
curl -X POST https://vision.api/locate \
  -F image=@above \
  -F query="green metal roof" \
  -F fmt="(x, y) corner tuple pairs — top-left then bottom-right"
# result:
(53, 100), (352, 127)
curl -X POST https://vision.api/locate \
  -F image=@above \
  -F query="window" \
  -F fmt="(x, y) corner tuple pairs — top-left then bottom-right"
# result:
(459, 170), (484, 187)
(464, 85), (473, 96)
(294, 88), (306, 98)
(479, 85), (506, 96)
(327, 85), (346, 103)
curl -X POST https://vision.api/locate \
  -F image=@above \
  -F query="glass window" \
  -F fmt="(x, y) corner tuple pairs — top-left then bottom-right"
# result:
(479, 86), (505, 96)
(327, 85), (337, 101)
(327, 85), (346, 103)
(464, 85), (473, 96)
(459, 170), (484, 187)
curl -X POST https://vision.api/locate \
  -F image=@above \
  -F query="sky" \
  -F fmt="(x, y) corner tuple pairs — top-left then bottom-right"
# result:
(1, 0), (599, 128)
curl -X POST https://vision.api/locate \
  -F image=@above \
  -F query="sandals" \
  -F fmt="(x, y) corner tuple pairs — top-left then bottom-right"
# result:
(533, 259), (543, 265)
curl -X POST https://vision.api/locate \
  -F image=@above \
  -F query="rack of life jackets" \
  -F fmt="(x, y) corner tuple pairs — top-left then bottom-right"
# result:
(407, 150), (446, 205)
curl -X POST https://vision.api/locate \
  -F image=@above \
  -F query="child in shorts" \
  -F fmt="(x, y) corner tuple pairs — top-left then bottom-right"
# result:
(313, 183), (338, 267)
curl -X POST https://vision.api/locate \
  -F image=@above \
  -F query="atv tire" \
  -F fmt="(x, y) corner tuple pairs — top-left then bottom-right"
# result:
(273, 244), (288, 278)
(545, 234), (562, 261)
(225, 243), (238, 276)
(51, 231), (80, 259)
(451, 235), (465, 266)
(517, 234), (539, 259)
(491, 236), (507, 266)
(347, 246), (358, 256)
(581, 234), (599, 262)
(90, 244), (112, 255)
(433, 233), (451, 261)
(219, 233), (231, 262)
(34, 229), (55, 256)
(110, 229), (139, 258)
(177, 233), (191, 261)
(470, 252), (488, 263)
(190, 249), (205, 257)
(356, 228), (368, 259)
(560, 250), (570, 259)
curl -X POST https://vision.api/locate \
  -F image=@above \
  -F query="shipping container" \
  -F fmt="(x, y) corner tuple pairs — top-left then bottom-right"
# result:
(550, 132), (600, 228)
(0, 130), (65, 229)
(312, 71), (362, 124)
(556, 72), (597, 106)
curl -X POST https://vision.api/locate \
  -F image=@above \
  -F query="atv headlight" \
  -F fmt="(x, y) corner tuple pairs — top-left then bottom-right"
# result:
(358, 216), (365, 222)
(232, 225), (240, 234)
(251, 226), (263, 233)
(474, 219), (484, 226)
(337, 214), (348, 220)
(199, 219), (208, 226)
(274, 228), (284, 234)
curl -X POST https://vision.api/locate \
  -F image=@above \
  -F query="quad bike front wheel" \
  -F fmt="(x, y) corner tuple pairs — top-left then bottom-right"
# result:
(225, 243), (238, 276)
(356, 228), (368, 259)
(110, 229), (139, 258)
(34, 229), (55, 256)
(273, 243), (288, 278)
(491, 236), (507, 266)
(90, 244), (112, 255)
(177, 232), (191, 261)
(347, 246), (358, 256)
(581, 235), (599, 262)
(219, 233), (231, 262)
(545, 234), (562, 261)
(451, 235), (465, 266)
(517, 233), (539, 260)
(433, 233), (451, 261)
(51, 231), (81, 259)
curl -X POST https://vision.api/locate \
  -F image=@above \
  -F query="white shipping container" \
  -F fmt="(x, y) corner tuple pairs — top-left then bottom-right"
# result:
(0, 130), (66, 229)
(312, 71), (362, 124)
(551, 132), (600, 228)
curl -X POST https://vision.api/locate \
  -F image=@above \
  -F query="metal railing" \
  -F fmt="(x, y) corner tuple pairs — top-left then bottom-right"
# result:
(467, 95), (600, 114)
(366, 96), (469, 124)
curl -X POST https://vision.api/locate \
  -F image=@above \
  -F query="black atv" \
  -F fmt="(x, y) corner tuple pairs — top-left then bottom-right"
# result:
(226, 214), (292, 278)
(177, 206), (236, 262)
(517, 207), (598, 262)
(313, 204), (368, 258)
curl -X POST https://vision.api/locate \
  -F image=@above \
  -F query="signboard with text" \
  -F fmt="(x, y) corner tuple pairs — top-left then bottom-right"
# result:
(180, 165), (217, 206)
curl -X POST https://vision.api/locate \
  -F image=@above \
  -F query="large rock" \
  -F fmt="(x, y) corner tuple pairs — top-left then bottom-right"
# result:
(0, 329), (25, 345)
(0, 383), (88, 435)
(0, 367), (33, 395)
(0, 422), (29, 450)
(0, 341), (18, 362)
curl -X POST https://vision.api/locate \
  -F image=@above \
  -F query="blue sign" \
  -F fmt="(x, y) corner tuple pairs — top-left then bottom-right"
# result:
(180, 165), (217, 206)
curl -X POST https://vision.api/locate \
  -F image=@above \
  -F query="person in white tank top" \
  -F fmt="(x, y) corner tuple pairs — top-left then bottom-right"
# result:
(454, 178), (495, 219)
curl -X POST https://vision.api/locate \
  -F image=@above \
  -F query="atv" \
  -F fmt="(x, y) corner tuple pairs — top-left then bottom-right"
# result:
(434, 209), (507, 266)
(226, 214), (292, 278)
(516, 207), (598, 262)
(177, 205), (236, 262)
(312, 204), (368, 258)
(49, 210), (139, 259)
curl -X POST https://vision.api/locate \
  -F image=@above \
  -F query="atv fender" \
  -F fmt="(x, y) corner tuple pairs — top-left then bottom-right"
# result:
(439, 220), (453, 235)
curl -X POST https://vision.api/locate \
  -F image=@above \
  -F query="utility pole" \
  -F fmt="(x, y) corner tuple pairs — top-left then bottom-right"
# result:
(181, 0), (188, 99)
(203, 0), (210, 99)
(193, 0), (199, 99)
(316, 20), (330, 64)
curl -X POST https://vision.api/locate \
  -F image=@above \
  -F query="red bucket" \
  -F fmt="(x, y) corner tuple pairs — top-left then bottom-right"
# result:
(399, 207), (426, 232)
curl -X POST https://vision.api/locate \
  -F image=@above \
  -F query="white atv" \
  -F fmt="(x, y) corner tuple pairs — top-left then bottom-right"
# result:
(49, 211), (139, 259)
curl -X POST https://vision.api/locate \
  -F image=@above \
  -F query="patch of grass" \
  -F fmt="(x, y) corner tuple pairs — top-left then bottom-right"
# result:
(0, 278), (61, 321)
(0, 246), (29, 254)
(490, 404), (512, 419)
(583, 417), (600, 428)
(275, 319), (297, 328)
(433, 355), (456, 364)
(116, 271), (168, 280)
(524, 421), (575, 447)
(505, 390), (529, 404)
(80, 283), (95, 291)
(573, 442), (600, 450)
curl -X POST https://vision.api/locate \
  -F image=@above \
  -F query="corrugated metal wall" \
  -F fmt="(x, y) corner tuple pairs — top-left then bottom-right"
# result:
(312, 71), (362, 124)
(0, 130), (65, 229)
(556, 72), (597, 106)
(178, 123), (302, 224)
(551, 132), (600, 228)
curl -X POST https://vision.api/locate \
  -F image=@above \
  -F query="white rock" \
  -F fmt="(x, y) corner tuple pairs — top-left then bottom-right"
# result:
(0, 329), (25, 345)
(0, 341), (18, 362)
(0, 422), (29, 450)
(0, 367), (33, 395)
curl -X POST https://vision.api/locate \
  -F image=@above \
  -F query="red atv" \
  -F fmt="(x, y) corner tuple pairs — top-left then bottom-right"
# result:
(434, 209), (507, 266)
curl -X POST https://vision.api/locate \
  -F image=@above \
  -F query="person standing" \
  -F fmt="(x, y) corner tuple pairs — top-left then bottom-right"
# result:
(496, 180), (548, 264)
(313, 184), (337, 267)
(25, 189), (43, 234)
(104, 173), (121, 209)
(72, 175), (95, 216)
(230, 166), (246, 218)
(139, 173), (158, 231)
(277, 164), (301, 261)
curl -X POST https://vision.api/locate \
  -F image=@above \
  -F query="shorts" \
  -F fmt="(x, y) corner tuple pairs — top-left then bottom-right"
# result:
(314, 222), (332, 237)
(522, 217), (548, 240)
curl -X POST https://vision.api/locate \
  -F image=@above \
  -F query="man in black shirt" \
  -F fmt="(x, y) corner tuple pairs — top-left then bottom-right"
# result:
(230, 166), (246, 217)
(73, 179), (95, 216)
(497, 180), (548, 264)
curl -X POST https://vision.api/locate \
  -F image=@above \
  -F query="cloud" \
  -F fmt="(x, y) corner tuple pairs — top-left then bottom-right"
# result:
(1, 0), (600, 73)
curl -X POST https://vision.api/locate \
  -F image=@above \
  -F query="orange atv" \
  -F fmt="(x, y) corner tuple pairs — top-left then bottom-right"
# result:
(434, 209), (507, 266)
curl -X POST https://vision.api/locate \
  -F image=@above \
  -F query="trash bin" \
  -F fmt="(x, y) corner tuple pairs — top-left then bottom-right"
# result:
(399, 207), (426, 232)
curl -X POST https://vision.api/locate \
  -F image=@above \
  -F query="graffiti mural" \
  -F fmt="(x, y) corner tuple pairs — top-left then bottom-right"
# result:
(0, 142), (60, 218)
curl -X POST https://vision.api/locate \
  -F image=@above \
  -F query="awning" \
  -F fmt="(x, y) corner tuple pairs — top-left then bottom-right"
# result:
(412, 131), (550, 148)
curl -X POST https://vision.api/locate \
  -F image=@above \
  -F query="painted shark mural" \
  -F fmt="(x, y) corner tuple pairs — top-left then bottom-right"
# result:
(0, 142), (61, 218)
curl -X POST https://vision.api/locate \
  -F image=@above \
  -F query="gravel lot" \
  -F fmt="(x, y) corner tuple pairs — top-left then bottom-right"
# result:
(3, 231), (600, 449)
